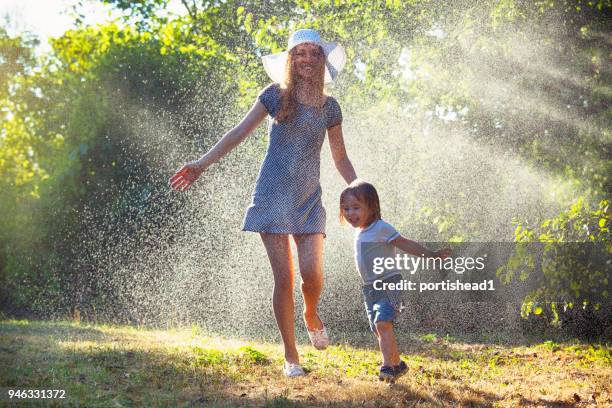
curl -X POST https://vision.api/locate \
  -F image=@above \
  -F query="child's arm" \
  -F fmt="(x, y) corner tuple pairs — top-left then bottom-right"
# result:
(390, 235), (452, 259)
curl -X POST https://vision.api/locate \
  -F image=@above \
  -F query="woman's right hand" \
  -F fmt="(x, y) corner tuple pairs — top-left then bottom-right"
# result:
(168, 161), (205, 191)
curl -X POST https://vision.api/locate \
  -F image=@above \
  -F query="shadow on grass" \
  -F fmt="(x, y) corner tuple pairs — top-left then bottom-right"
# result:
(2, 320), (577, 408)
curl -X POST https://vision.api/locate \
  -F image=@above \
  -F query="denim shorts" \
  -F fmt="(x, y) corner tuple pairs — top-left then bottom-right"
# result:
(362, 274), (405, 333)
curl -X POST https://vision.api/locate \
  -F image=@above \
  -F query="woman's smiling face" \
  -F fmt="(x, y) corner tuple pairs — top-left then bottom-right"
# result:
(292, 42), (324, 80)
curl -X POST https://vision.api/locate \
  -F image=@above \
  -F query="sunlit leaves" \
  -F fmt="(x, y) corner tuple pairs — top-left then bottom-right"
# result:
(507, 198), (611, 321)
(0, 28), (38, 99)
(100, 0), (170, 29)
(0, 31), (53, 202)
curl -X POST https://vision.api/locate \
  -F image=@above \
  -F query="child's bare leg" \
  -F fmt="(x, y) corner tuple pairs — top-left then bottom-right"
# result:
(375, 321), (400, 367)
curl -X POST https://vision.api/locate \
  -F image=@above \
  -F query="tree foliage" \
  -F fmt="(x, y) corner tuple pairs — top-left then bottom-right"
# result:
(498, 198), (610, 333)
(0, 1), (609, 334)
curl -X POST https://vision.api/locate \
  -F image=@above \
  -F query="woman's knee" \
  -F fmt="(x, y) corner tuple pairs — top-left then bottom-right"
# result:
(274, 275), (294, 293)
(294, 235), (323, 279)
(301, 271), (323, 290)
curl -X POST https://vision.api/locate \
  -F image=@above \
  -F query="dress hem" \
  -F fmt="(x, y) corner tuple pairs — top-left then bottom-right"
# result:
(242, 227), (326, 238)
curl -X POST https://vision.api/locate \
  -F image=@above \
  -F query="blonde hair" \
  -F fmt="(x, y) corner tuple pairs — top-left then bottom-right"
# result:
(339, 180), (382, 225)
(276, 44), (326, 123)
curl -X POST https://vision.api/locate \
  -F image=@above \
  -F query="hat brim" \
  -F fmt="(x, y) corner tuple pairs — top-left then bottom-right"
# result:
(262, 42), (346, 85)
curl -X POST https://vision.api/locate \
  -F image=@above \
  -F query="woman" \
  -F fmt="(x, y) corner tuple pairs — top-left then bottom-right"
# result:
(169, 29), (357, 377)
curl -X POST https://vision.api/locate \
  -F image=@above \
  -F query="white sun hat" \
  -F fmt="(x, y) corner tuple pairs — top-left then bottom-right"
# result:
(262, 28), (347, 85)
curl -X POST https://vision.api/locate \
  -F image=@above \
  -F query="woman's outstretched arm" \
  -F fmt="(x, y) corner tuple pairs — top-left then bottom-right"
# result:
(195, 100), (268, 170)
(169, 100), (268, 191)
(327, 124), (357, 184)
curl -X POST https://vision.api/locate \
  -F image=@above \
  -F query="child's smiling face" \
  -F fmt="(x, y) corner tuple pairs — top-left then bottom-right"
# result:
(342, 194), (372, 229)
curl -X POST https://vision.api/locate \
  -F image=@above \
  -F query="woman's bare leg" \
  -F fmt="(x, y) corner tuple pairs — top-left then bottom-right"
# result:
(260, 233), (299, 364)
(293, 233), (324, 331)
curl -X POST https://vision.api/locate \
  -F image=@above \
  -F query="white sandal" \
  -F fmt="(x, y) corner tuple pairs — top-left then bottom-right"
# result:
(283, 361), (306, 377)
(307, 325), (330, 350)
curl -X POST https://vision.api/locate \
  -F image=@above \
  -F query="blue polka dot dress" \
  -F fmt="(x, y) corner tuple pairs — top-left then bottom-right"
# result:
(242, 83), (343, 236)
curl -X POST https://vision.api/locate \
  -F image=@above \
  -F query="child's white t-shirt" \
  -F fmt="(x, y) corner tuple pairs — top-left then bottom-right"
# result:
(354, 219), (402, 285)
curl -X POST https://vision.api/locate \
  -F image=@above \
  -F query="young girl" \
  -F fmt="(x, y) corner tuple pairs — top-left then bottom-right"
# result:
(340, 180), (451, 382)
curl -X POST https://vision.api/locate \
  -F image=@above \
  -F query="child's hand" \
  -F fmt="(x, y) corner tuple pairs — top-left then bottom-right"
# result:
(435, 248), (452, 259)
(168, 161), (205, 191)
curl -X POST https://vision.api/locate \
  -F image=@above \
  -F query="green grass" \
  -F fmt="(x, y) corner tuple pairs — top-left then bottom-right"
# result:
(0, 319), (610, 407)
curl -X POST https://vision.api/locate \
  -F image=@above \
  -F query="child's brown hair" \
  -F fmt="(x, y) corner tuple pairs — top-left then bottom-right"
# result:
(339, 180), (381, 225)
